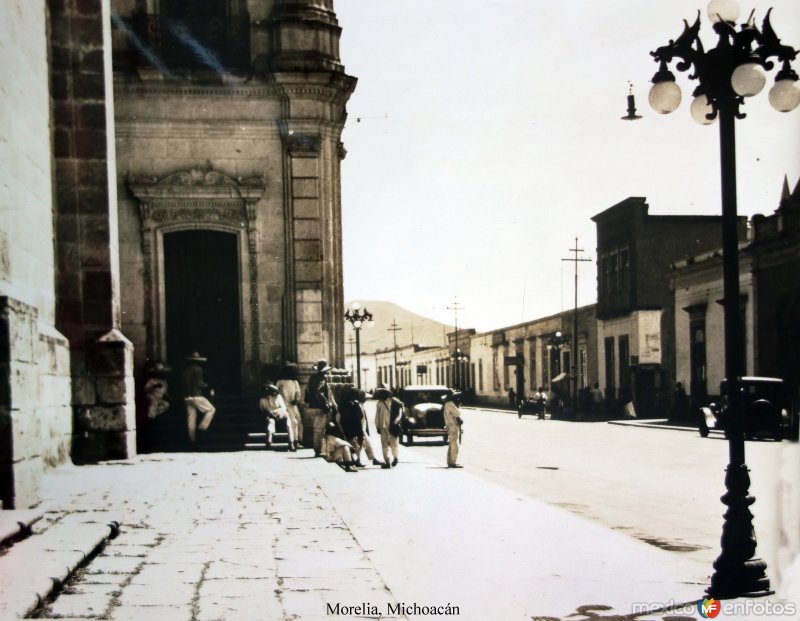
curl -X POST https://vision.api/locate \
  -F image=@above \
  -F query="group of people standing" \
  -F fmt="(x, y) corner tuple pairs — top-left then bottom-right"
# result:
(301, 358), (399, 472)
(281, 358), (464, 472)
(141, 353), (465, 470)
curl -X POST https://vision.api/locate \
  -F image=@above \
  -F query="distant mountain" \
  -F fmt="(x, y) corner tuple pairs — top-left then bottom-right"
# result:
(345, 301), (453, 354)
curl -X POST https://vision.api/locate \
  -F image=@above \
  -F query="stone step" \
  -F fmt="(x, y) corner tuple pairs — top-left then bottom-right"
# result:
(0, 509), (43, 546)
(142, 396), (294, 452)
(0, 511), (121, 619)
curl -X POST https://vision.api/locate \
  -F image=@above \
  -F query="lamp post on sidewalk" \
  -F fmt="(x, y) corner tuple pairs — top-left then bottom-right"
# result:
(647, 0), (799, 598)
(344, 303), (374, 390)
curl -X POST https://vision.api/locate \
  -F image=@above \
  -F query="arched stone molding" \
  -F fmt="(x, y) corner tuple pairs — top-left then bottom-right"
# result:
(129, 166), (266, 370)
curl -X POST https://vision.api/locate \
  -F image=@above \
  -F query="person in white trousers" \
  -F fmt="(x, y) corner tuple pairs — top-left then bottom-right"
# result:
(277, 363), (303, 449)
(374, 387), (401, 469)
(260, 384), (295, 451)
(182, 352), (216, 443)
(442, 391), (464, 468)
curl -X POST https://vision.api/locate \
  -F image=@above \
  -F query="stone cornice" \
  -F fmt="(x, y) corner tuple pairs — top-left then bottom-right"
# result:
(114, 83), (283, 98)
(114, 120), (281, 139)
(113, 78), (356, 104)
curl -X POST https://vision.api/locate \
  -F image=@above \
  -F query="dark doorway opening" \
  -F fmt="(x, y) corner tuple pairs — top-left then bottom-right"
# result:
(164, 230), (241, 394)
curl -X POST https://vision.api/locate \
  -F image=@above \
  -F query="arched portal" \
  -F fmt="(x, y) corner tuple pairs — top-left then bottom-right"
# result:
(164, 230), (241, 392)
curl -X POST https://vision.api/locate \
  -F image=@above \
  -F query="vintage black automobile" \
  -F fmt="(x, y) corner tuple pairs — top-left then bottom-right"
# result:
(699, 376), (794, 441)
(518, 394), (547, 419)
(398, 385), (454, 445)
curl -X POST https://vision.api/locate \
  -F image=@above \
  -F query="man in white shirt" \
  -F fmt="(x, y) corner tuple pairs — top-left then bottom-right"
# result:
(442, 391), (464, 468)
(373, 387), (401, 469)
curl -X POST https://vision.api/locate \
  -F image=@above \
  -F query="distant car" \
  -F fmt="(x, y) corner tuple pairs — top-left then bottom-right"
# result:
(398, 385), (453, 445)
(699, 376), (793, 441)
(518, 394), (547, 419)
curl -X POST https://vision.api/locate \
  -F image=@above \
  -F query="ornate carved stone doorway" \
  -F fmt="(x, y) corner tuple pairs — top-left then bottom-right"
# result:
(129, 166), (266, 390)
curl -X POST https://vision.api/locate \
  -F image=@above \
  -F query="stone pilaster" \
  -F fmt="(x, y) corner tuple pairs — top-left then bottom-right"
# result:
(72, 330), (135, 464)
(49, 0), (134, 463)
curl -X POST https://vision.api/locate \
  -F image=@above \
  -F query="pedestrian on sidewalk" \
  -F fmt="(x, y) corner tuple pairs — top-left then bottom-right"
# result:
(277, 362), (303, 449)
(671, 381), (689, 422)
(533, 386), (548, 420)
(589, 382), (604, 418)
(260, 384), (295, 450)
(182, 351), (216, 443)
(355, 389), (382, 467)
(139, 361), (172, 452)
(508, 387), (516, 408)
(323, 422), (358, 472)
(339, 386), (382, 467)
(443, 391), (464, 468)
(305, 359), (338, 457)
(143, 361), (171, 420)
(374, 387), (401, 469)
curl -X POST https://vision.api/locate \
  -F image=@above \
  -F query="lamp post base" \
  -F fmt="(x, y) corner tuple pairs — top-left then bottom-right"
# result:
(707, 464), (771, 599)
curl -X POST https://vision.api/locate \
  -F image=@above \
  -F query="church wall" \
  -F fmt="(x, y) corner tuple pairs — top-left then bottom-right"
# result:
(110, 0), (355, 393)
(114, 87), (289, 378)
(1, 0), (72, 508)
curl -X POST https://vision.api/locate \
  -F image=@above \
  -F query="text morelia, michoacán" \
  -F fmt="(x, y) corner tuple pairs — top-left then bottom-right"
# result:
(326, 602), (461, 616)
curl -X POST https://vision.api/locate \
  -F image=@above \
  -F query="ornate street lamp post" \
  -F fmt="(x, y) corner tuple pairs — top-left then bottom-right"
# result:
(451, 348), (469, 391)
(648, 0), (798, 598)
(546, 331), (565, 378)
(344, 303), (374, 390)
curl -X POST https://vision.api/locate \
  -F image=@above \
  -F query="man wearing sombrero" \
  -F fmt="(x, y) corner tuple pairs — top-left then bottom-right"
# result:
(442, 391), (464, 468)
(306, 359), (338, 456)
(260, 384), (295, 450)
(182, 351), (216, 443)
(373, 386), (401, 469)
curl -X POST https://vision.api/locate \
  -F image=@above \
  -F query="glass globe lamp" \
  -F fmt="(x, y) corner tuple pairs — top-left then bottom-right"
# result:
(707, 0), (740, 24)
(649, 80), (682, 114)
(731, 63), (766, 97)
(769, 77), (800, 112)
(690, 94), (716, 125)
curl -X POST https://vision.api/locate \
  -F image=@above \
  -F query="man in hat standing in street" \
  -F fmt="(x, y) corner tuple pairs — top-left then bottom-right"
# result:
(373, 386), (401, 469)
(182, 351), (216, 444)
(443, 391), (464, 468)
(306, 359), (337, 456)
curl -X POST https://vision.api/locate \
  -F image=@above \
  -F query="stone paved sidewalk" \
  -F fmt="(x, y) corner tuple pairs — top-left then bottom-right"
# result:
(2, 453), (399, 621)
(1, 447), (796, 620)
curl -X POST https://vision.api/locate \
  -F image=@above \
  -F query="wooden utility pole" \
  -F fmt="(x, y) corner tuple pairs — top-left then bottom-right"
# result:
(387, 319), (402, 389)
(562, 238), (592, 415)
(446, 298), (464, 389)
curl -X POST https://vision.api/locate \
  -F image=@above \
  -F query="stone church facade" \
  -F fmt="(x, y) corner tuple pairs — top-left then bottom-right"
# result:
(1, 0), (355, 509)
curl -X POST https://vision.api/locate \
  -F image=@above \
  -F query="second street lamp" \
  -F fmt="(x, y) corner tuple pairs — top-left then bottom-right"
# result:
(344, 303), (374, 390)
(451, 348), (468, 391)
(648, 0), (798, 598)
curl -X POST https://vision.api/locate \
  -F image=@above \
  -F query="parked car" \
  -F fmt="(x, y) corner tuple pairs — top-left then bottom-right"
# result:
(398, 385), (453, 445)
(699, 376), (792, 441)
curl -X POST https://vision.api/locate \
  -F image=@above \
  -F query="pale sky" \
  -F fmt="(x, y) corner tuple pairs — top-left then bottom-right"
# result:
(336, 0), (800, 332)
